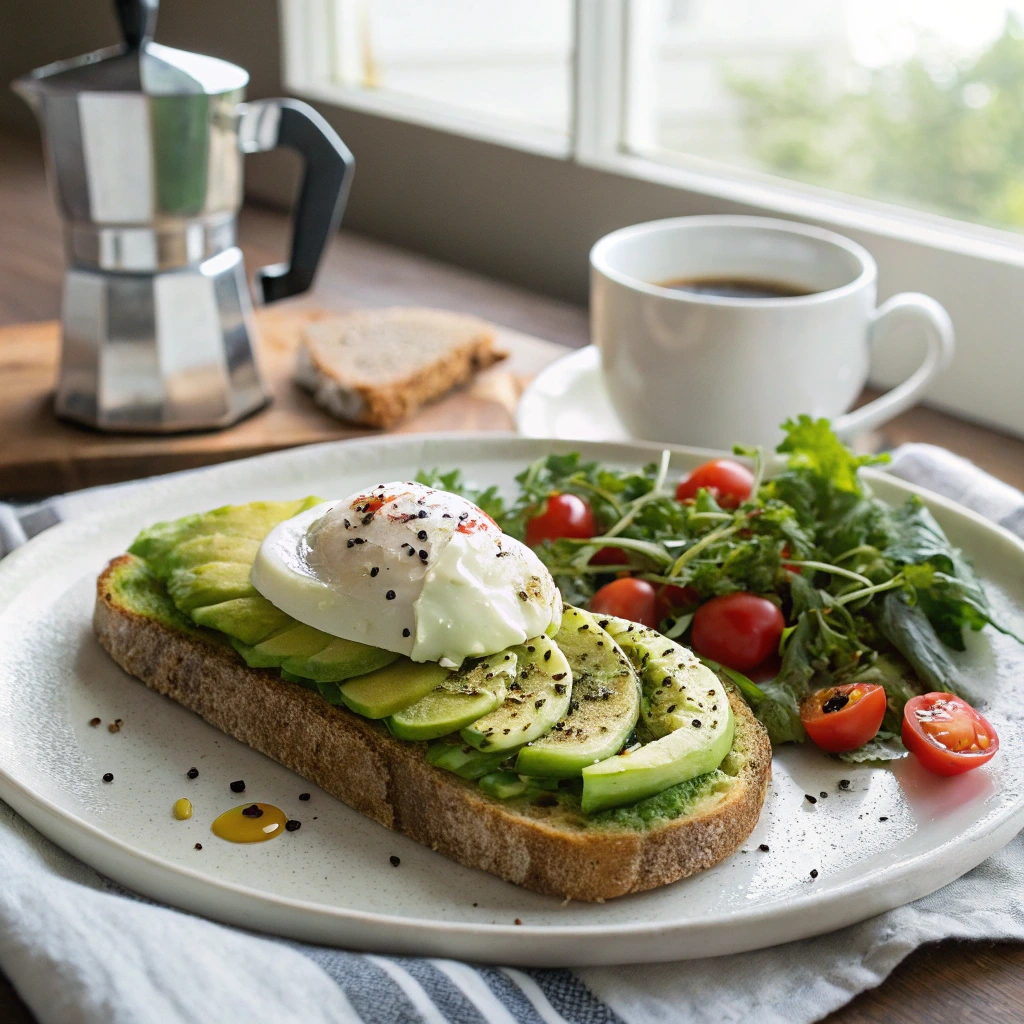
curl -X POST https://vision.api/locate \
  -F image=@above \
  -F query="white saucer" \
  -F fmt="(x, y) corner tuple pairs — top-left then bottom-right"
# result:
(516, 345), (632, 442)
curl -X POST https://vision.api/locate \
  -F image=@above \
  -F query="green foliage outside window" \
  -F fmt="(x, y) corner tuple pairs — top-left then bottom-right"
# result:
(727, 16), (1024, 229)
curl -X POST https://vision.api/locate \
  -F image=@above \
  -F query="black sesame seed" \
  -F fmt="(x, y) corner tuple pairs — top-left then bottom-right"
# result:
(692, 719), (702, 728)
(347, 539), (355, 548)
(102, 772), (113, 783)
(527, 645), (536, 653)
(820, 791), (828, 799)
(667, 704), (677, 713)
(370, 566), (379, 577)
(598, 619), (609, 628)
(408, 548), (416, 557)
(186, 767), (199, 779)
(805, 794), (817, 804)
(535, 699), (546, 708)
(299, 793), (311, 801)
(838, 779), (851, 790)
(442, 513), (452, 519)
(419, 550), (428, 560)
(418, 530), (428, 541)
(242, 804), (263, 818)
(552, 672), (567, 681)
(194, 843), (203, 850)
(810, 869), (819, 879)
(402, 628), (411, 637)
(230, 780), (245, 793)
(418, 510), (428, 519)
(543, 650), (552, 661)
(343, 519), (351, 528)
(390, 855), (401, 866)
(353, 537), (365, 545)
(459, 512), (469, 520)
(386, 590), (396, 601)
(879, 815), (889, 822)
(285, 819), (302, 832)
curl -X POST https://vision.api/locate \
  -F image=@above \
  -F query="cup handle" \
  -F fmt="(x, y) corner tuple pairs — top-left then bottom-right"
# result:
(832, 293), (955, 439)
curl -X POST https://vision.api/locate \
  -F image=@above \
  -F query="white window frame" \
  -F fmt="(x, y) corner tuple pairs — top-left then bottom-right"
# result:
(280, 0), (1024, 438)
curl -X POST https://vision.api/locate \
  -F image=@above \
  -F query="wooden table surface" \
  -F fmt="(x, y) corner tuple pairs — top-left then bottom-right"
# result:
(2, 132), (1024, 1022)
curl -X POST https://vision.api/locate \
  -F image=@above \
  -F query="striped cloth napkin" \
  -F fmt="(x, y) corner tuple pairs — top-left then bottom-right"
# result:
(1, 442), (1024, 1024)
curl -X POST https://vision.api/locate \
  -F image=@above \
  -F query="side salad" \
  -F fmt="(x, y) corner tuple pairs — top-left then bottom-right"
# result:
(419, 417), (1019, 769)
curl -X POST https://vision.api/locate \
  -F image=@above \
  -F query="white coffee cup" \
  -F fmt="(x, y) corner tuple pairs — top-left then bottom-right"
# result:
(590, 215), (954, 449)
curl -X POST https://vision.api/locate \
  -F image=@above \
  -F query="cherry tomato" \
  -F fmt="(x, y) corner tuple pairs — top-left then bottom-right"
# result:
(690, 593), (784, 671)
(590, 545), (630, 566)
(654, 584), (699, 624)
(590, 578), (658, 627)
(525, 493), (595, 547)
(902, 692), (999, 776)
(675, 459), (754, 510)
(800, 683), (887, 753)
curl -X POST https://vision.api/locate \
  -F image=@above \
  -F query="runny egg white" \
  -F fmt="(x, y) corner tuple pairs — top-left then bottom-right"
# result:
(251, 481), (563, 667)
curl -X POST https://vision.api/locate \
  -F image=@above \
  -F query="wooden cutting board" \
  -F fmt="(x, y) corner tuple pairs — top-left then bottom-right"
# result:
(0, 306), (568, 497)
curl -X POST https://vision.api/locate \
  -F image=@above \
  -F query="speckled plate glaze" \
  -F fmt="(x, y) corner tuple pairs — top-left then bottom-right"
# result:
(1, 434), (1023, 967)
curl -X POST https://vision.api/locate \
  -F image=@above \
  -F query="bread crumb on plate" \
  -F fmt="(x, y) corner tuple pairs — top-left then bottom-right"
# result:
(296, 307), (507, 429)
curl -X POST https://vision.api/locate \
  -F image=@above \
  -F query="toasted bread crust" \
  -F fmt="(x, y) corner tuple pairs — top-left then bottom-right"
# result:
(297, 308), (507, 429)
(95, 555), (771, 901)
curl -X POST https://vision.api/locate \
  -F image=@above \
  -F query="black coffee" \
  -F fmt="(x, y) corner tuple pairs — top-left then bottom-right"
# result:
(658, 276), (814, 299)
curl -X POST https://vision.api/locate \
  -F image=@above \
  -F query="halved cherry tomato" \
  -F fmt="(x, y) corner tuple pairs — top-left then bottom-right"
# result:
(902, 692), (999, 776)
(690, 593), (784, 671)
(675, 459), (754, 510)
(590, 578), (658, 627)
(525, 493), (595, 547)
(654, 584), (699, 624)
(800, 683), (887, 753)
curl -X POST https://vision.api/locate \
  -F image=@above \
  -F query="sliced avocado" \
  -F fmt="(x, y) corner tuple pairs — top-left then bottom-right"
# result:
(425, 742), (510, 779)
(190, 594), (292, 646)
(387, 653), (515, 742)
(338, 659), (451, 719)
(515, 607), (641, 779)
(478, 771), (532, 800)
(461, 635), (571, 752)
(297, 636), (399, 684)
(130, 496), (322, 577)
(163, 534), (261, 573)
(580, 618), (735, 813)
(167, 561), (256, 612)
(232, 623), (333, 669)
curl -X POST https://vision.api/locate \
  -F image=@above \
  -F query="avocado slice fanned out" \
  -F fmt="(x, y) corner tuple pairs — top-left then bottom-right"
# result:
(514, 607), (641, 779)
(460, 634), (571, 752)
(580, 618), (735, 813)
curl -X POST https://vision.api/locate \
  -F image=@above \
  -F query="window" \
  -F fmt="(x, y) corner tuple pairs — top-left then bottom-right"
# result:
(624, 0), (1024, 236)
(281, 0), (1024, 437)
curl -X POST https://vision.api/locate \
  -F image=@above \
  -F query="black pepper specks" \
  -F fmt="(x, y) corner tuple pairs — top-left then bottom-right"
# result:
(299, 793), (311, 801)
(419, 550), (428, 561)
(390, 855), (401, 866)
(879, 816), (889, 822)
(759, 843), (770, 852)
(819, 791), (828, 799)
(691, 719), (702, 728)
(805, 794), (817, 805)
(285, 819), (302, 832)
(543, 650), (552, 661)
(194, 843), (203, 850)
(838, 779), (851, 790)
(230, 780), (246, 793)
(402, 628), (411, 637)
(89, 717), (101, 727)
(102, 772), (113, 783)
(386, 590), (396, 601)
(186, 767), (199, 779)
(370, 567), (379, 577)
(418, 530), (428, 541)
(418, 510), (428, 519)
(810, 869), (818, 879)
(241, 804), (263, 818)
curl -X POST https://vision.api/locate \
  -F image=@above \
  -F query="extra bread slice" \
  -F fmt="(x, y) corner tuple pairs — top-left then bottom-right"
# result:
(296, 307), (507, 429)
(95, 554), (772, 901)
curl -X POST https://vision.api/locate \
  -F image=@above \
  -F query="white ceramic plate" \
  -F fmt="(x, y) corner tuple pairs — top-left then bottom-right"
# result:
(517, 345), (629, 442)
(1, 434), (1023, 967)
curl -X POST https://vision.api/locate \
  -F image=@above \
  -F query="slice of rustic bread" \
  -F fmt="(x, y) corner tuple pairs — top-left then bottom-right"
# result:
(94, 554), (772, 901)
(296, 307), (507, 429)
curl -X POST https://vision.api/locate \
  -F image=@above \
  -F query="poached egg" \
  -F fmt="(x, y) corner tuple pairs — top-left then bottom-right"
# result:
(251, 481), (562, 667)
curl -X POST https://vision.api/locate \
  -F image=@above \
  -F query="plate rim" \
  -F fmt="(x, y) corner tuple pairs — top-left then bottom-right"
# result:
(2, 430), (1024, 963)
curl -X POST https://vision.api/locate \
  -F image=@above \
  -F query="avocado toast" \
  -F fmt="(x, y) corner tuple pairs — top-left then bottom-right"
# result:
(94, 494), (771, 901)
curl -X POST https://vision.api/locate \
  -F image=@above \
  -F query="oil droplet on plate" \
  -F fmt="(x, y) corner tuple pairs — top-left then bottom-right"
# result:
(211, 803), (288, 843)
(173, 798), (193, 820)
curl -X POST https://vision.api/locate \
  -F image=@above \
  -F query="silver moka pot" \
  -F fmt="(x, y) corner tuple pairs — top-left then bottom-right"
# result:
(12, 0), (354, 432)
